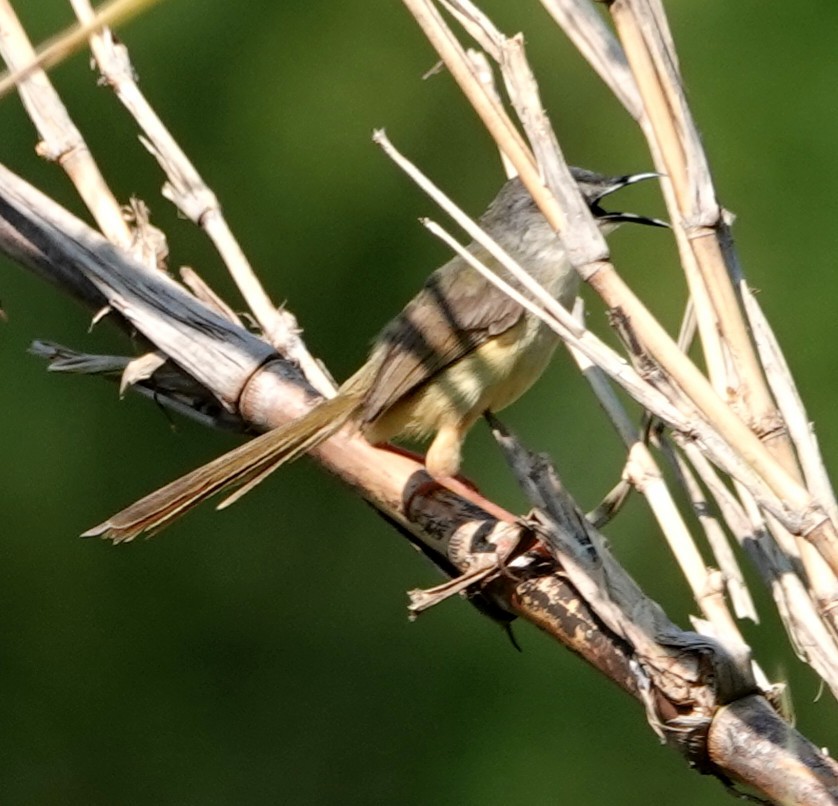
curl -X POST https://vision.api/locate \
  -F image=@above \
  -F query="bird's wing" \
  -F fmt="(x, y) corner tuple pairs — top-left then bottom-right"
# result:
(360, 252), (525, 423)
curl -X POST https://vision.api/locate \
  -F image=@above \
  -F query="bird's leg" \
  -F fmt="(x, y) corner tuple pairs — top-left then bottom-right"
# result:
(401, 423), (517, 523)
(380, 443), (514, 521)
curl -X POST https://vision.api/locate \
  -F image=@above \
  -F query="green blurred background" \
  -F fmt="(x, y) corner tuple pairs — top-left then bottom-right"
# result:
(1, 1), (835, 803)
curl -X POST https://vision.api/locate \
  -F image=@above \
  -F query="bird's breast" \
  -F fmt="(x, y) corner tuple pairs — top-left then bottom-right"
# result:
(396, 313), (560, 436)
(471, 313), (560, 413)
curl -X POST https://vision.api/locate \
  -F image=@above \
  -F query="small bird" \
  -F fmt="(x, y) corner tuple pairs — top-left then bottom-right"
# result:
(87, 169), (664, 540)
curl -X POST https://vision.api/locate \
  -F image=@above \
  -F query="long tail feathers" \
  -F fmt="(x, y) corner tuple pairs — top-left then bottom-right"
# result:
(84, 392), (362, 543)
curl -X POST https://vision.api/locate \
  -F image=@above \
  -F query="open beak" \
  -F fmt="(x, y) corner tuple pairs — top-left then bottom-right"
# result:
(592, 171), (669, 228)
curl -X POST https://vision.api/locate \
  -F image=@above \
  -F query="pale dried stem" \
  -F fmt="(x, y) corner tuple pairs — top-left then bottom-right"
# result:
(0, 0), (130, 247)
(565, 305), (750, 649)
(537, 2), (760, 624)
(402, 0), (570, 237)
(463, 49), (516, 179)
(661, 312), (756, 626)
(659, 438), (757, 623)
(0, 0), (160, 98)
(439, 0), (500, 59)
(607, 0), (816, 517)
(68, 0), (336, 399)
(743, 287), (838, 526)
(679, 441), (838, 696)
(538, 0), (728, 386)
(538, 0), (643, 118)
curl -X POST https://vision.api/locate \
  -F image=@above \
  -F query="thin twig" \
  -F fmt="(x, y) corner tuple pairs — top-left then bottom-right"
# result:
(0, 0), (162, 98)
(0, 0), (130, 246)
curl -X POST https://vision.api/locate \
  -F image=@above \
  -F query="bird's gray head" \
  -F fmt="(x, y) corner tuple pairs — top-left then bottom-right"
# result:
(481, 169), (666, 233)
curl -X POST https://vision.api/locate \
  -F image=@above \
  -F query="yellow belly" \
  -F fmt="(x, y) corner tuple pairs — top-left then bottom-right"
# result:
(365, 315), (559, 444)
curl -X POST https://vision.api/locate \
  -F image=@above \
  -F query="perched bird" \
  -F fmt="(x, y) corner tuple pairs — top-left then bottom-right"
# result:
(87, 169), (664, 540)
